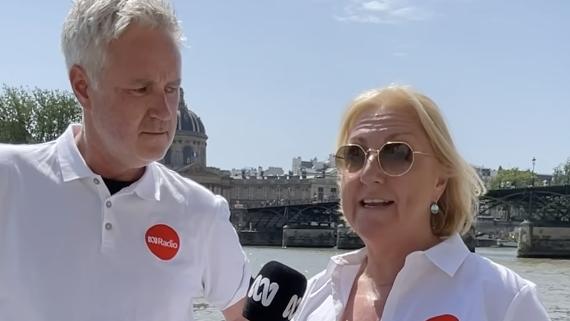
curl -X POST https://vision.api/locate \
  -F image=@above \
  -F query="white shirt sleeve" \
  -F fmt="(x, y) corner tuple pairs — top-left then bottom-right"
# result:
(503, 283), (551, 321)
(201, 195), (251, 310)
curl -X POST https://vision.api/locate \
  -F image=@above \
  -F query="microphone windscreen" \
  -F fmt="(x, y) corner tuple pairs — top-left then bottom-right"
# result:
(243, 261), (307, 321)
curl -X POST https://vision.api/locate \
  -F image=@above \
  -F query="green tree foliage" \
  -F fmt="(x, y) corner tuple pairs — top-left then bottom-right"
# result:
(552, 158), (570, 186)
(0, 85), (82, 144)
(490, 167), (534, 189)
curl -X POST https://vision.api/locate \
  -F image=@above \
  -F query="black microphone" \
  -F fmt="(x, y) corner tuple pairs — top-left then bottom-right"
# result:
(243, 261), (307, 321)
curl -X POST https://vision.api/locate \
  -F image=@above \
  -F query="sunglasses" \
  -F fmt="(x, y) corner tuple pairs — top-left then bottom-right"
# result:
(335, 141), (431, 177)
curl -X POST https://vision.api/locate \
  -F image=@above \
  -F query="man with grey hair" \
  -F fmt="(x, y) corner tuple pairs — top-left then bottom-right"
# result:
(0, 1), (250, 320)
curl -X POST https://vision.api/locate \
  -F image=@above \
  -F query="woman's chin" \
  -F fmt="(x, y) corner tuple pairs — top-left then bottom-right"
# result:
(351, 213), (397, 240)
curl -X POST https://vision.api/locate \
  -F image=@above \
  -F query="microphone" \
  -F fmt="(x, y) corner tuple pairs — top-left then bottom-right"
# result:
(243, 261), (307, 321)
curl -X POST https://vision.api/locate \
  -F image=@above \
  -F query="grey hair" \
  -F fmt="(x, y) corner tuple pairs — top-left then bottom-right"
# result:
(61, 0), (184, 85)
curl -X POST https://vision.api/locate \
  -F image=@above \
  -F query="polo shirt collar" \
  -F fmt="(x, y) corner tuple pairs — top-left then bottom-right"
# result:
(56, 124), (95, 182)
(130, 163), (162, 202)
(55, 124), (163, 202)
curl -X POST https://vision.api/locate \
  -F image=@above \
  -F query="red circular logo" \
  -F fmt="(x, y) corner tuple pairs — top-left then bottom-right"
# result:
(145, 224), (180, 260)
(427, 315), (459, 321)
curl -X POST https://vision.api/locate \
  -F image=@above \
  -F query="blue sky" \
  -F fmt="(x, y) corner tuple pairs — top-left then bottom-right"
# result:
(1, 0), (568, 174)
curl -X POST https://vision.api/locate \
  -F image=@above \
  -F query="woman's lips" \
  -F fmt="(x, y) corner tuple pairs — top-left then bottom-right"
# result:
(360, 198), (395, 208)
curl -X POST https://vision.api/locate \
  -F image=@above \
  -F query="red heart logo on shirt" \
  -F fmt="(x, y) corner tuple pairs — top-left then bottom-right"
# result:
(426, 315), (459, 321)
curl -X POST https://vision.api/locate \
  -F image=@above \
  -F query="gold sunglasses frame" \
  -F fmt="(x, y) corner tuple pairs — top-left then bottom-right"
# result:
(335, 141), (431, 177)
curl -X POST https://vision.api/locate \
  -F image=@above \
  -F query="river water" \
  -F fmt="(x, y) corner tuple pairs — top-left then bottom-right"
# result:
(194, 246), (570, 320)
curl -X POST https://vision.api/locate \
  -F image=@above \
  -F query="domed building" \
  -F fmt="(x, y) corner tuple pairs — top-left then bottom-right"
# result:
(162, 88), (208, 169)
(162, 89), (233, 199)
(163, 89), (339, 211)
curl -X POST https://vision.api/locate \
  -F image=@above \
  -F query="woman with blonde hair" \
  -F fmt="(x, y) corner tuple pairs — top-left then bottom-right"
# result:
(293, 85), (550, 321)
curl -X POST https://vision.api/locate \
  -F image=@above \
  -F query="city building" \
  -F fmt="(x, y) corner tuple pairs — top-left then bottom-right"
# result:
(162, 90), (339, 209)
(292, 155), (335, 176)
(473, 166), (497, 189)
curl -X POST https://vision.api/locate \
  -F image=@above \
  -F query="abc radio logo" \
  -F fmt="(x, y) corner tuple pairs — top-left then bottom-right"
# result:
(247, 275), (303, 320)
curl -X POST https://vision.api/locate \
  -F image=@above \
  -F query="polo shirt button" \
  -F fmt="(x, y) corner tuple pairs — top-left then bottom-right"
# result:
(106, 201), (112, 208)
(105, 222), (113, 230)
(93, 178), (100, 185)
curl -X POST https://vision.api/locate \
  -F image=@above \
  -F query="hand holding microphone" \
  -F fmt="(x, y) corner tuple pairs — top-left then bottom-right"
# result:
(242, 261), (307, 321)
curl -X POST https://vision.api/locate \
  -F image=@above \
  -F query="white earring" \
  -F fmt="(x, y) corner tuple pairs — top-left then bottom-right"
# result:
(430, 202), (440, 215)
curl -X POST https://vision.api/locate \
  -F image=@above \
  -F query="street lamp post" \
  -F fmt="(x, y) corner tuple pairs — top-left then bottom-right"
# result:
(528, 157), (536, 220)
(531, 157), (536, 187)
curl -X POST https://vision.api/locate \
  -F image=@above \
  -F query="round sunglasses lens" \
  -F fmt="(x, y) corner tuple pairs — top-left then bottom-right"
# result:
(379, 143), (413, 175)
(336, 145), (365, 172)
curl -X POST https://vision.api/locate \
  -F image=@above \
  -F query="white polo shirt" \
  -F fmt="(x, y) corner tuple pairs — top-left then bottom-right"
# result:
(0, 125), (250, 321)
(293, 234), (550, 321)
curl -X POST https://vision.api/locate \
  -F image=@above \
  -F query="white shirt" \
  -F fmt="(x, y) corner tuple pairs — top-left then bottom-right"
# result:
(0, 125), (250, 321)
(294, 234), (550, 321)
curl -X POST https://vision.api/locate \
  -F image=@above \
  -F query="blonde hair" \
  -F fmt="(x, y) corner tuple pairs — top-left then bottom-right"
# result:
(336, 85), (486, 236)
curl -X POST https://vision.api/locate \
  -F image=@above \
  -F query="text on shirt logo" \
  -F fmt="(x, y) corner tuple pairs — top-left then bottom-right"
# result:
(145, 224), (180, 261)
(146, 236), (178, 249)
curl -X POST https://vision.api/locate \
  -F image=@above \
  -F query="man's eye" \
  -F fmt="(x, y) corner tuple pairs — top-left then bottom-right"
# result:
(165, 86), (179, 94)
(130, 87), (148, 94)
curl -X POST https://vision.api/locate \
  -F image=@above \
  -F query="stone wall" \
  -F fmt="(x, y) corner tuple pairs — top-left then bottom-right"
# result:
(282, 228), (336, 248)
(238, 230), (283, 246)
(475, 218), (519, 239)
(518, 221), (570, 258)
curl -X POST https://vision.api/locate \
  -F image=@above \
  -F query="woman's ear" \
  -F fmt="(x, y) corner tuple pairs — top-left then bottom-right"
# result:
(433, 174), (448, 202)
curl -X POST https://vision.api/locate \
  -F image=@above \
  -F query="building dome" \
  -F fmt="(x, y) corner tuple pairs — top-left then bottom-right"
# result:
(177, 88), (207, 138)
(162, 88), (208, 169)
(179, 107), (206, 136)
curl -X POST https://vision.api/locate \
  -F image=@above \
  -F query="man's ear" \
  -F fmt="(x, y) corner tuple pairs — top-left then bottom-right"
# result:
(69, 64), (92, 112)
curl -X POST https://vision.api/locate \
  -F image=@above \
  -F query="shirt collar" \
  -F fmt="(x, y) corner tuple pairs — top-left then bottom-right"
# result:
(55, 124), (163, 202)
(423, 233), (470, 277)
(330, 247), (368, 267)
(328, 233), (469, 278)
(56, 124), (95, 182)
(128, 163), (162, 202)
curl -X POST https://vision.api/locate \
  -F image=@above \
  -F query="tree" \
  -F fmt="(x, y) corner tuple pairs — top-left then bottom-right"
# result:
(552, 158), (570, 186)
(0, 85), (82, 144)
(489, 167), (534, 189)
(31, 88), (82, 143)
(0, 86), (34, 143)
